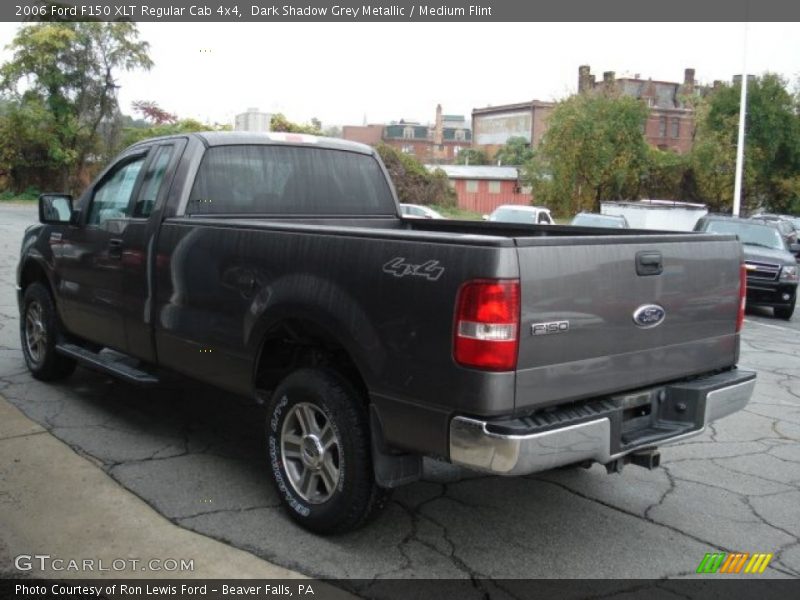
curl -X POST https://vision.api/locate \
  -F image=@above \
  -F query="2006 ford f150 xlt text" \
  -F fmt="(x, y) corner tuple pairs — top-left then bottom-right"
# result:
(18, 132), (756, 534)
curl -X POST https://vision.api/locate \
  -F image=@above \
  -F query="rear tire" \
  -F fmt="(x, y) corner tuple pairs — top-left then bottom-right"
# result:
(774, 303), (794, 320)
(265, 368), (391, 534)
(20, 282), (76, 381)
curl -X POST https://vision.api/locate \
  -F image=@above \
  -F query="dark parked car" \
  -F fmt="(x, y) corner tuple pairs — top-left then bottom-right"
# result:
(570, 212), (629, 229)
(749, 214), (799, 247)
(18, 132), (755, 534)
(695, 215), (799, 319)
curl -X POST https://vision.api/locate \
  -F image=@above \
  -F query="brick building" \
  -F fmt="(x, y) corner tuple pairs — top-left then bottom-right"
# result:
(471, 101), (555, 159)
(428, 165), (532, 214)
(342, 105), (471, 162)
(578, 65), (701, 154)
(341, 123), (383, 146)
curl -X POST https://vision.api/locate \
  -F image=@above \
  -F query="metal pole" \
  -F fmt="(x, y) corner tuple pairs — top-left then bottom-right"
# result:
(732, 22), (748, 216)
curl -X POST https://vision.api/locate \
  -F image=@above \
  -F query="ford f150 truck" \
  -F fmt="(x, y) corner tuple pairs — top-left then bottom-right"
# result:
(18, 132), (756, 534)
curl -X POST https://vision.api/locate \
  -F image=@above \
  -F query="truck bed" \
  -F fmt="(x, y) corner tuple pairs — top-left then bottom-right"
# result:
(158, 214), (741, 455)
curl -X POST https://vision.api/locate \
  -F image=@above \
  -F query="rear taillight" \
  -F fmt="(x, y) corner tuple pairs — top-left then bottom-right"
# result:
(736, 264), (746, 332)
(454, 279), (520, 371)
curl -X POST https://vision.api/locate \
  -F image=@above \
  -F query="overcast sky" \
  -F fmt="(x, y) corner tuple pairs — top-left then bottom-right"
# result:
(1, 22), (799, 127)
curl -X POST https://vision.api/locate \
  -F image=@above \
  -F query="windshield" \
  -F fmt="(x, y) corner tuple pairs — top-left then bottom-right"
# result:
(704, 220), (785, 250)
(571, 214), (625, 228)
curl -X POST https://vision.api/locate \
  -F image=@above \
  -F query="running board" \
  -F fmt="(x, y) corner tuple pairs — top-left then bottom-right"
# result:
(55, 343), (160, 386)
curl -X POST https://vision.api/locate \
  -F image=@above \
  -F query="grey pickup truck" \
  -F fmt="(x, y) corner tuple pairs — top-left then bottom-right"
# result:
(18, 132), (755, 534)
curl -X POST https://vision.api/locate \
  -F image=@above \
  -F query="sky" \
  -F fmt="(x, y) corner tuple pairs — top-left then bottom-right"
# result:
(1, 22), (799, 128)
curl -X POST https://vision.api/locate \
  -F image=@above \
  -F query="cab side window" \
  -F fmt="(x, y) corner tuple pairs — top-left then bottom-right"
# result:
(87, 156), (146, 226)
(135, 145), (175, 218)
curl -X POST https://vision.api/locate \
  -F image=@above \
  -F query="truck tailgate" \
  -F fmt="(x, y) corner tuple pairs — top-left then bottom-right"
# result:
(514, 235), (742, 413)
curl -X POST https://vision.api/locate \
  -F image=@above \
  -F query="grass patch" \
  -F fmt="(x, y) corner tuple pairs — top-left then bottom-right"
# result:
(432, 205), (483, 221)
(0, 188), (40, 202)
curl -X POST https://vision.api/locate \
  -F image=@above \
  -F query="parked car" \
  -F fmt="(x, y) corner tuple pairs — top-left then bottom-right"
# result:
(695, 215), (799, 319)
(399, 203), (444, 219)
(570, 212), (629, 229)
(19, 131), (755, 534)
(483, 204), (554, 224)
(749, 214), (799, 246)
(784, 215), (800, 231)
(601, 199), (708, 231)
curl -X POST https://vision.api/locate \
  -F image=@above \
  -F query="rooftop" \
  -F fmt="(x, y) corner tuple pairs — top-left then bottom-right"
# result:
(426, 164), (521, 180)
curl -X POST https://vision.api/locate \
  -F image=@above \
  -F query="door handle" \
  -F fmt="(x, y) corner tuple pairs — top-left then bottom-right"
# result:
(636, 251), (662, 276)
(108, 238), (123, 259)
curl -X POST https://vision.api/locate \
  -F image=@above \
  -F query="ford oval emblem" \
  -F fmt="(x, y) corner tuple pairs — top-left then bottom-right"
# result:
(633, 304), (666, 328)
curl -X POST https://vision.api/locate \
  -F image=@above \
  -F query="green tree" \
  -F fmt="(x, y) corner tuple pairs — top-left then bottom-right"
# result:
(0, 22), (152, 192)
(270, 113), (322, 134)
(691, 73), (800, 213)
(493, 136), (534, 165)
(642, 146), (692, 201)
(121, 118), (230, 148)
(524, 92), (649, 216)
(376, 143), (456, 207)
(454, 147), (488, 165)
(0, 98), (66, 192)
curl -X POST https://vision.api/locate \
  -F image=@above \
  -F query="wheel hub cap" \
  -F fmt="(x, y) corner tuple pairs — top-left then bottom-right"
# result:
(279, 402), (342, 504)
(301, 435), (324, 469)
(24, 301), (47, 364)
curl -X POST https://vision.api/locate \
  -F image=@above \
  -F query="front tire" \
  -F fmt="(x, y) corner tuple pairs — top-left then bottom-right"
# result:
(20, 282), (76, 381)
(774, 303), (795, 320)
(266, 368), (390, 534)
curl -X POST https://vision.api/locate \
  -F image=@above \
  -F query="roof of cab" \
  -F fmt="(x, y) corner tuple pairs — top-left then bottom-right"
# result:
(129, 131), (375, 155)
(198, 131), (374, 154)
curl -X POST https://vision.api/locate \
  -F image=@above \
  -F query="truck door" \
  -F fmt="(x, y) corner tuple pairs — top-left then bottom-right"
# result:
(119, 141), (184, 362)
(56, 149), (151, 351)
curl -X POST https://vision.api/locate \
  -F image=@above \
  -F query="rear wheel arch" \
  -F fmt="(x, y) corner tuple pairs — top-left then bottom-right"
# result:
(252, 315), (370, 401)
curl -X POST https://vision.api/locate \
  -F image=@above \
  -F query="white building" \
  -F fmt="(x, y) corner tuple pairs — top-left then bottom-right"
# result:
(235, 107), (271, 132)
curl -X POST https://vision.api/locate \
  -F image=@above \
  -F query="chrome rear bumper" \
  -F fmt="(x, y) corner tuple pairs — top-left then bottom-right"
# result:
(449, 370), (756, 476)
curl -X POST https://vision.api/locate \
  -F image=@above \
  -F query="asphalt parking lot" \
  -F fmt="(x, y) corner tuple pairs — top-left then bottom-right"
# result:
(1, 203), (798, 589)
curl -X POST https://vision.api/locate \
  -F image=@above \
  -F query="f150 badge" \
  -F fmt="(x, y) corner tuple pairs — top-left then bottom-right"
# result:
(531, 321), (570, 336)
(633, 304), (666, 328)
(382, 257), (444, 281)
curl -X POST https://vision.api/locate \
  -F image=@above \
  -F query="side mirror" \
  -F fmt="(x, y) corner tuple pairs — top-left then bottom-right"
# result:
(39, 194), (73, 224)
(482, 214), (489, 221)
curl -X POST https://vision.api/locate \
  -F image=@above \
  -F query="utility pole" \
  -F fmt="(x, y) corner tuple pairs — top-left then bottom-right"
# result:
(732, 22), (748, 216)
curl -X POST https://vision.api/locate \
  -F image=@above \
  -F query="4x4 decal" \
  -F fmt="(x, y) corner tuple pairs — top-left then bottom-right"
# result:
(382, 257), (444, 281)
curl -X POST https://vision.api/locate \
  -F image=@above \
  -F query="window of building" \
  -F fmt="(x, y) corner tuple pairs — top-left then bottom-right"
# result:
(465, 180), (479, 193)
(488, 181), (501, 194)
(454, 129), (466, 141)
(659, 116), (667, 138)
(403, 126), (415, 139)
(671, 118), (680, 139)
(401, 145), (414, 154)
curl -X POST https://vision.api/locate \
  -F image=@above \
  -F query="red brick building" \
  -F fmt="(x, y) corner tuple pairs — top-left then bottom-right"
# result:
(341, 124), (383, 146)
(429, 165), (532, 214)
(578, 66), (701, 154)
(342, 105), (471, 163)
